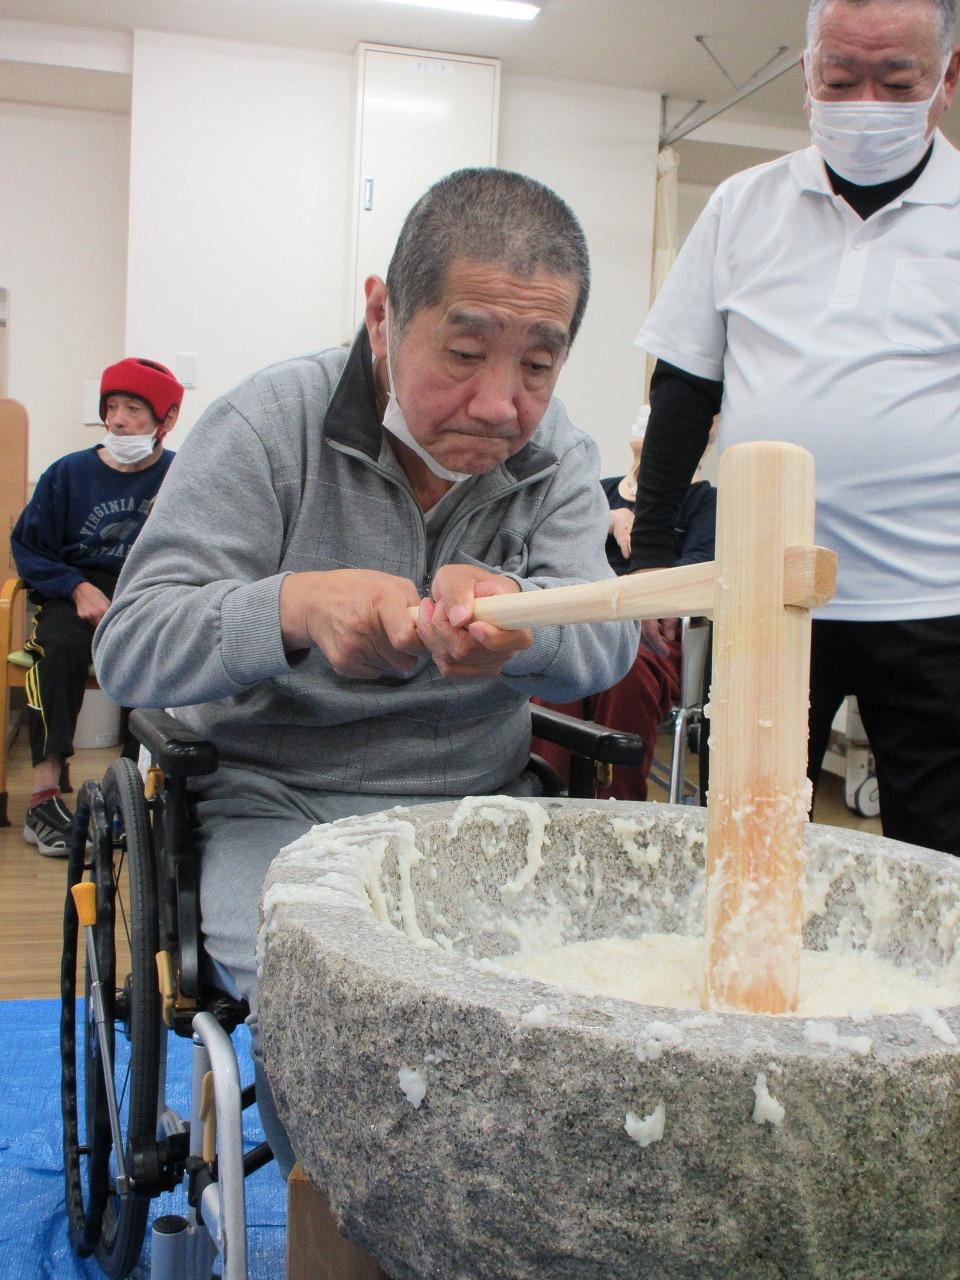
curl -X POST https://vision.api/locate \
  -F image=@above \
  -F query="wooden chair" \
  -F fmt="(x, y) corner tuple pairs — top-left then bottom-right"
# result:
(0, 575), (99, 825)
(1, 397), (30, 826)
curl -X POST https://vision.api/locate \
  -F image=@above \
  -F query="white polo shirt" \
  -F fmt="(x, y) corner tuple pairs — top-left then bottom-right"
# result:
(635, 131), (960, 621)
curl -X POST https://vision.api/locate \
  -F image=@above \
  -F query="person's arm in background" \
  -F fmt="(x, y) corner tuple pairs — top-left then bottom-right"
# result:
(601, 475), (634, 572)
(10, 465), (85, 599)
(629, 360), (721, 571)
(629, 178), (730, 575)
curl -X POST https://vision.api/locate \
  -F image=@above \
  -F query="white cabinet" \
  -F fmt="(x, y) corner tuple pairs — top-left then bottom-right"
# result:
(346, 43), (500, 335)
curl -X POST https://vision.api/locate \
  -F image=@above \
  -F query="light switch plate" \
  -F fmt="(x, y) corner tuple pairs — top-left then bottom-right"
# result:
(175, 352), (199, 388)
(82, 380), (101, 425)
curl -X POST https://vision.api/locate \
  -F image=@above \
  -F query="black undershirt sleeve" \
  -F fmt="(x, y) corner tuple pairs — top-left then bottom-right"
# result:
(629, 359), (723, 571)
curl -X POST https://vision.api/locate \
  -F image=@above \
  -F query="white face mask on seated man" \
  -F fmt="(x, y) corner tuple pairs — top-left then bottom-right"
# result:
(380, 302), (472, 484)
(101, 431), (158, 466)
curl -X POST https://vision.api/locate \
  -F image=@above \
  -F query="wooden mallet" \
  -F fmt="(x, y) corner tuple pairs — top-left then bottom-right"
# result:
(411, 441), (835, 1013)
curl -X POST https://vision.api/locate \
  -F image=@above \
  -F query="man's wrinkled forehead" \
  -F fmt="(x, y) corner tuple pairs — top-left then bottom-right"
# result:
(806, 0), (952, 85)
(810, 0), (946, 46)
(443, 307), (571, 353)
(819, 48), (927, 69)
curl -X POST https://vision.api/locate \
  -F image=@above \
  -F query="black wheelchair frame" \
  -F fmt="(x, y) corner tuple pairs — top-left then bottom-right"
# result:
(58, 704), (644, 1278)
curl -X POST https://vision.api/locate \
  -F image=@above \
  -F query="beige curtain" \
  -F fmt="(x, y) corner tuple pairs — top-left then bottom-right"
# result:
(644, 145), (680, 395)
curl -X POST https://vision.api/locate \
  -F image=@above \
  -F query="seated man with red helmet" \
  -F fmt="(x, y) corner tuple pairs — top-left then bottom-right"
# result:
(10, 357), (182, 854)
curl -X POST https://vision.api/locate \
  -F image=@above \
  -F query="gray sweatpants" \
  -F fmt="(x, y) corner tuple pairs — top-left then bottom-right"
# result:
(193, 763), (538, 1176)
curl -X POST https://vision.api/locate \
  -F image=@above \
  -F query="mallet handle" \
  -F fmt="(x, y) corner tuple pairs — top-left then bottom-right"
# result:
(408, 546), (835, 629)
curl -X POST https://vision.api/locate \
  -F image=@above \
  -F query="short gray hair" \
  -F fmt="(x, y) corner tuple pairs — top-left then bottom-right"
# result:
(806, 0), (957, 55)
(385, 167), (590, 346)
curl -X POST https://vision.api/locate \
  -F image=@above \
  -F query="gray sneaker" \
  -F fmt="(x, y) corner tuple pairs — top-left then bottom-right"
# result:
(23, 794), (75, 857)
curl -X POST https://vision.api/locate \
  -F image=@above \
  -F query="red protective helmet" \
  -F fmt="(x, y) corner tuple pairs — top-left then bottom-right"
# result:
(99, 358), (184, 424)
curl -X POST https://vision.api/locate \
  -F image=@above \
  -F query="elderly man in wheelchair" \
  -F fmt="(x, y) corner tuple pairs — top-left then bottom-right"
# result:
(66, 167), (641, 1277)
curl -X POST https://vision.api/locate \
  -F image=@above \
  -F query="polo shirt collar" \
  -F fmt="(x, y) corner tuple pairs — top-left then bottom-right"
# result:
(323, 326), (558, 486)
(899, 131), (960, 206)
(790, 130), (960, 207)
(790, 144), (834, 196)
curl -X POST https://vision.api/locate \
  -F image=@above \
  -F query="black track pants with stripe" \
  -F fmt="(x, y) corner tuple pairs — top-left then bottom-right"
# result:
(24, 570), (117, 767)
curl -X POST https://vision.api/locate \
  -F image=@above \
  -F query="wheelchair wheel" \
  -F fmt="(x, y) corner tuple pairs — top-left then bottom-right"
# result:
(61, 757), (163, 1278)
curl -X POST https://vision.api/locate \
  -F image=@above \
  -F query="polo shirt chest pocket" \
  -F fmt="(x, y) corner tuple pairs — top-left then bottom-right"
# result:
(884, 257), (960, 353)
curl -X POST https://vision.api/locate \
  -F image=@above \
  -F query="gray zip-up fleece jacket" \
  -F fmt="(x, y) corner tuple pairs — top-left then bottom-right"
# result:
(93, 334), (638, 797)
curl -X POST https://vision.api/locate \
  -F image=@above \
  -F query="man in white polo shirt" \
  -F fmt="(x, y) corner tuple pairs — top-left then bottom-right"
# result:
(632, 0), (960, 855)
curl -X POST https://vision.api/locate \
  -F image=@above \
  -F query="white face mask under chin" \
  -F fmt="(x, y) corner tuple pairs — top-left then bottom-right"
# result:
(380, 306), (471, 485)
(808, 63), (947, 186)
(102, 431), (157, 465)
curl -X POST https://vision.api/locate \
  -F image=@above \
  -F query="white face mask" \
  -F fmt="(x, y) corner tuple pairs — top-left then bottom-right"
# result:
(380, 304), (471, 484)
(101, 431), (158, 465)
(808, 60), (948, 186)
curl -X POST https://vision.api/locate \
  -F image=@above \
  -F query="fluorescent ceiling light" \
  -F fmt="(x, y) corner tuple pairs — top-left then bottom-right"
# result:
(377, 0), (540, 20)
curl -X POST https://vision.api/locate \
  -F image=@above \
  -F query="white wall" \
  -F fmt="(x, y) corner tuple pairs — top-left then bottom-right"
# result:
(675, 118), (810, 247)
(0, 101), (129, 479)
(499, 76), (660, 476)
(2, 26), (659, 480)
(126, 32), (659, 473)
(678, 180), (715, 243)
(126, 31), (353, 448)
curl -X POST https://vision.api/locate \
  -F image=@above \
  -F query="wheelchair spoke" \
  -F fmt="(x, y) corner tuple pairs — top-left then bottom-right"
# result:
(112, 855), (131, 952)
(117, 1058), (131, 1118)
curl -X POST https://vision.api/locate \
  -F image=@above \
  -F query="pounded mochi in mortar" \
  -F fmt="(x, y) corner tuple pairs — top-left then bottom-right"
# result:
(493, 932), (960, 1018)
(443, 797), (960, 1018)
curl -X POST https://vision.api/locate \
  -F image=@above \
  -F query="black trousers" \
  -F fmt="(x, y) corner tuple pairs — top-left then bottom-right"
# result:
(24, 569), (118, 768)
(807, 615), (960, 856)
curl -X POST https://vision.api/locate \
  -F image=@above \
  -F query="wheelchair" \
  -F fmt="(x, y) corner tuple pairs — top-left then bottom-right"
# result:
(60, 708), (267, 1280)
(59, 704), (644, 1279)
(647, 615), (711, 805)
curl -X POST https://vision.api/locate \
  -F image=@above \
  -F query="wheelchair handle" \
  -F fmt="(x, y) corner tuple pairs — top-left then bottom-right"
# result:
(71, 881), (97, 927)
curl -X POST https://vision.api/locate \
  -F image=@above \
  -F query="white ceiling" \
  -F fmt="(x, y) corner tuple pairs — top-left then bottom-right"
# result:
(1, 0), (958, 147)
(0, 0), (811, 123)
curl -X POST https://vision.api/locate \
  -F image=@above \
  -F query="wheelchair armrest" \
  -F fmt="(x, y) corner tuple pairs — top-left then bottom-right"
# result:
(530, 705), (644, 768)
(129, 708), (219, 779)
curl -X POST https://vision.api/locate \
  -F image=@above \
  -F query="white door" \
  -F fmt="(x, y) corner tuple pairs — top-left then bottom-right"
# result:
(347, 44), (500, 334)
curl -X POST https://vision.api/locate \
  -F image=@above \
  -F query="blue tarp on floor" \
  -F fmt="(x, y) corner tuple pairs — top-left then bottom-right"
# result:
(0, 998), (286, 1278)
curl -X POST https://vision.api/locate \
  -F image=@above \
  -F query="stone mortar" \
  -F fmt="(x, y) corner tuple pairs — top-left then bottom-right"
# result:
(258, 798), (960, 1280)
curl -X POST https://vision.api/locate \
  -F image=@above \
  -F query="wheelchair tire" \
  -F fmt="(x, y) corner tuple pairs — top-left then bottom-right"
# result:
(854, 776), (881, 820)
(61, 757), (163, 1278)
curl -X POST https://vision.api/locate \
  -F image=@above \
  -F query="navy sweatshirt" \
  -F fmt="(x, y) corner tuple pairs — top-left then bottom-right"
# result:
(603, 475), (716, 577)
(11, 445), (174, 599)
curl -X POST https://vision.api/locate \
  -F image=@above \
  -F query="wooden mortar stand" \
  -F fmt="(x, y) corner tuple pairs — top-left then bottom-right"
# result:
(288, 1163), (390, 1280)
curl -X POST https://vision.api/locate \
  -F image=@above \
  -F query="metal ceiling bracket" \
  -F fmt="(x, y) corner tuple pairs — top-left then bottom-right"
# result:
(695, 34), (740, 91)
(695, 34), (791, 93)
(660, 95), (707, 144)
(658, 39), (800, 150)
